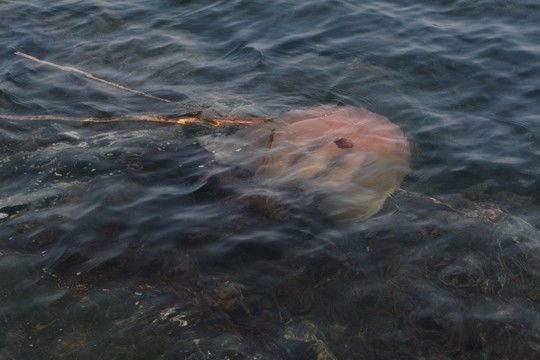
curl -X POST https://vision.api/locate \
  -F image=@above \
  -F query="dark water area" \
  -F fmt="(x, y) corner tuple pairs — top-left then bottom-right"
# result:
(1, 0), (540, 358)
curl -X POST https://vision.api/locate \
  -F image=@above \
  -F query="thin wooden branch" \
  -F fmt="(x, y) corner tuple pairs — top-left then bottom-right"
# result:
(0, 113), (270, 126)
(9, 51), (273, 127)
(14, 50), (173, 104)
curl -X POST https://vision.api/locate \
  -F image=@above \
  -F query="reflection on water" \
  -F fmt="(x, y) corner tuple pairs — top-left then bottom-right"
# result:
(1, 0), (540, 358)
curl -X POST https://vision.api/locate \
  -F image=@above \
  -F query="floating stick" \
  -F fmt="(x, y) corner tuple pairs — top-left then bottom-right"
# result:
(10, 51), (271, 127)
(0, 113), (269, 126)
(14, 50), (173, 104)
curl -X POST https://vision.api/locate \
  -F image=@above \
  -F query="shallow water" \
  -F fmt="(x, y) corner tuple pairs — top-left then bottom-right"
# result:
(1, 0), (540, 358)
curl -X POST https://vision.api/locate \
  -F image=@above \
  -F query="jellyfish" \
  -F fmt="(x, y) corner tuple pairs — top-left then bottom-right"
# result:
(199, 105), (410, 222)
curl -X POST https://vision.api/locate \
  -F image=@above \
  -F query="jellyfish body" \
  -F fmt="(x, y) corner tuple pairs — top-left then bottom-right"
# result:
(199, 105), (410, 222)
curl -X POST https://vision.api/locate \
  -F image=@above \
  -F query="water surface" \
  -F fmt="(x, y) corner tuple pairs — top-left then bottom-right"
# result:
(1, 0), (540, 358)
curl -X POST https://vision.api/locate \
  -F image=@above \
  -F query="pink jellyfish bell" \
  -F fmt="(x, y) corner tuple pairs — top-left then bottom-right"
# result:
(200, 105), (410, 222)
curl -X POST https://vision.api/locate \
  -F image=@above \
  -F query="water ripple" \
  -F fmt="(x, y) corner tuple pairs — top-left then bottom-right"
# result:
(0, 0), (539, 358)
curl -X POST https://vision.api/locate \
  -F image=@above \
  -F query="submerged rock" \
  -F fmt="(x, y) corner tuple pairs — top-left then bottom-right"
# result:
(283, 319), (337, 360)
